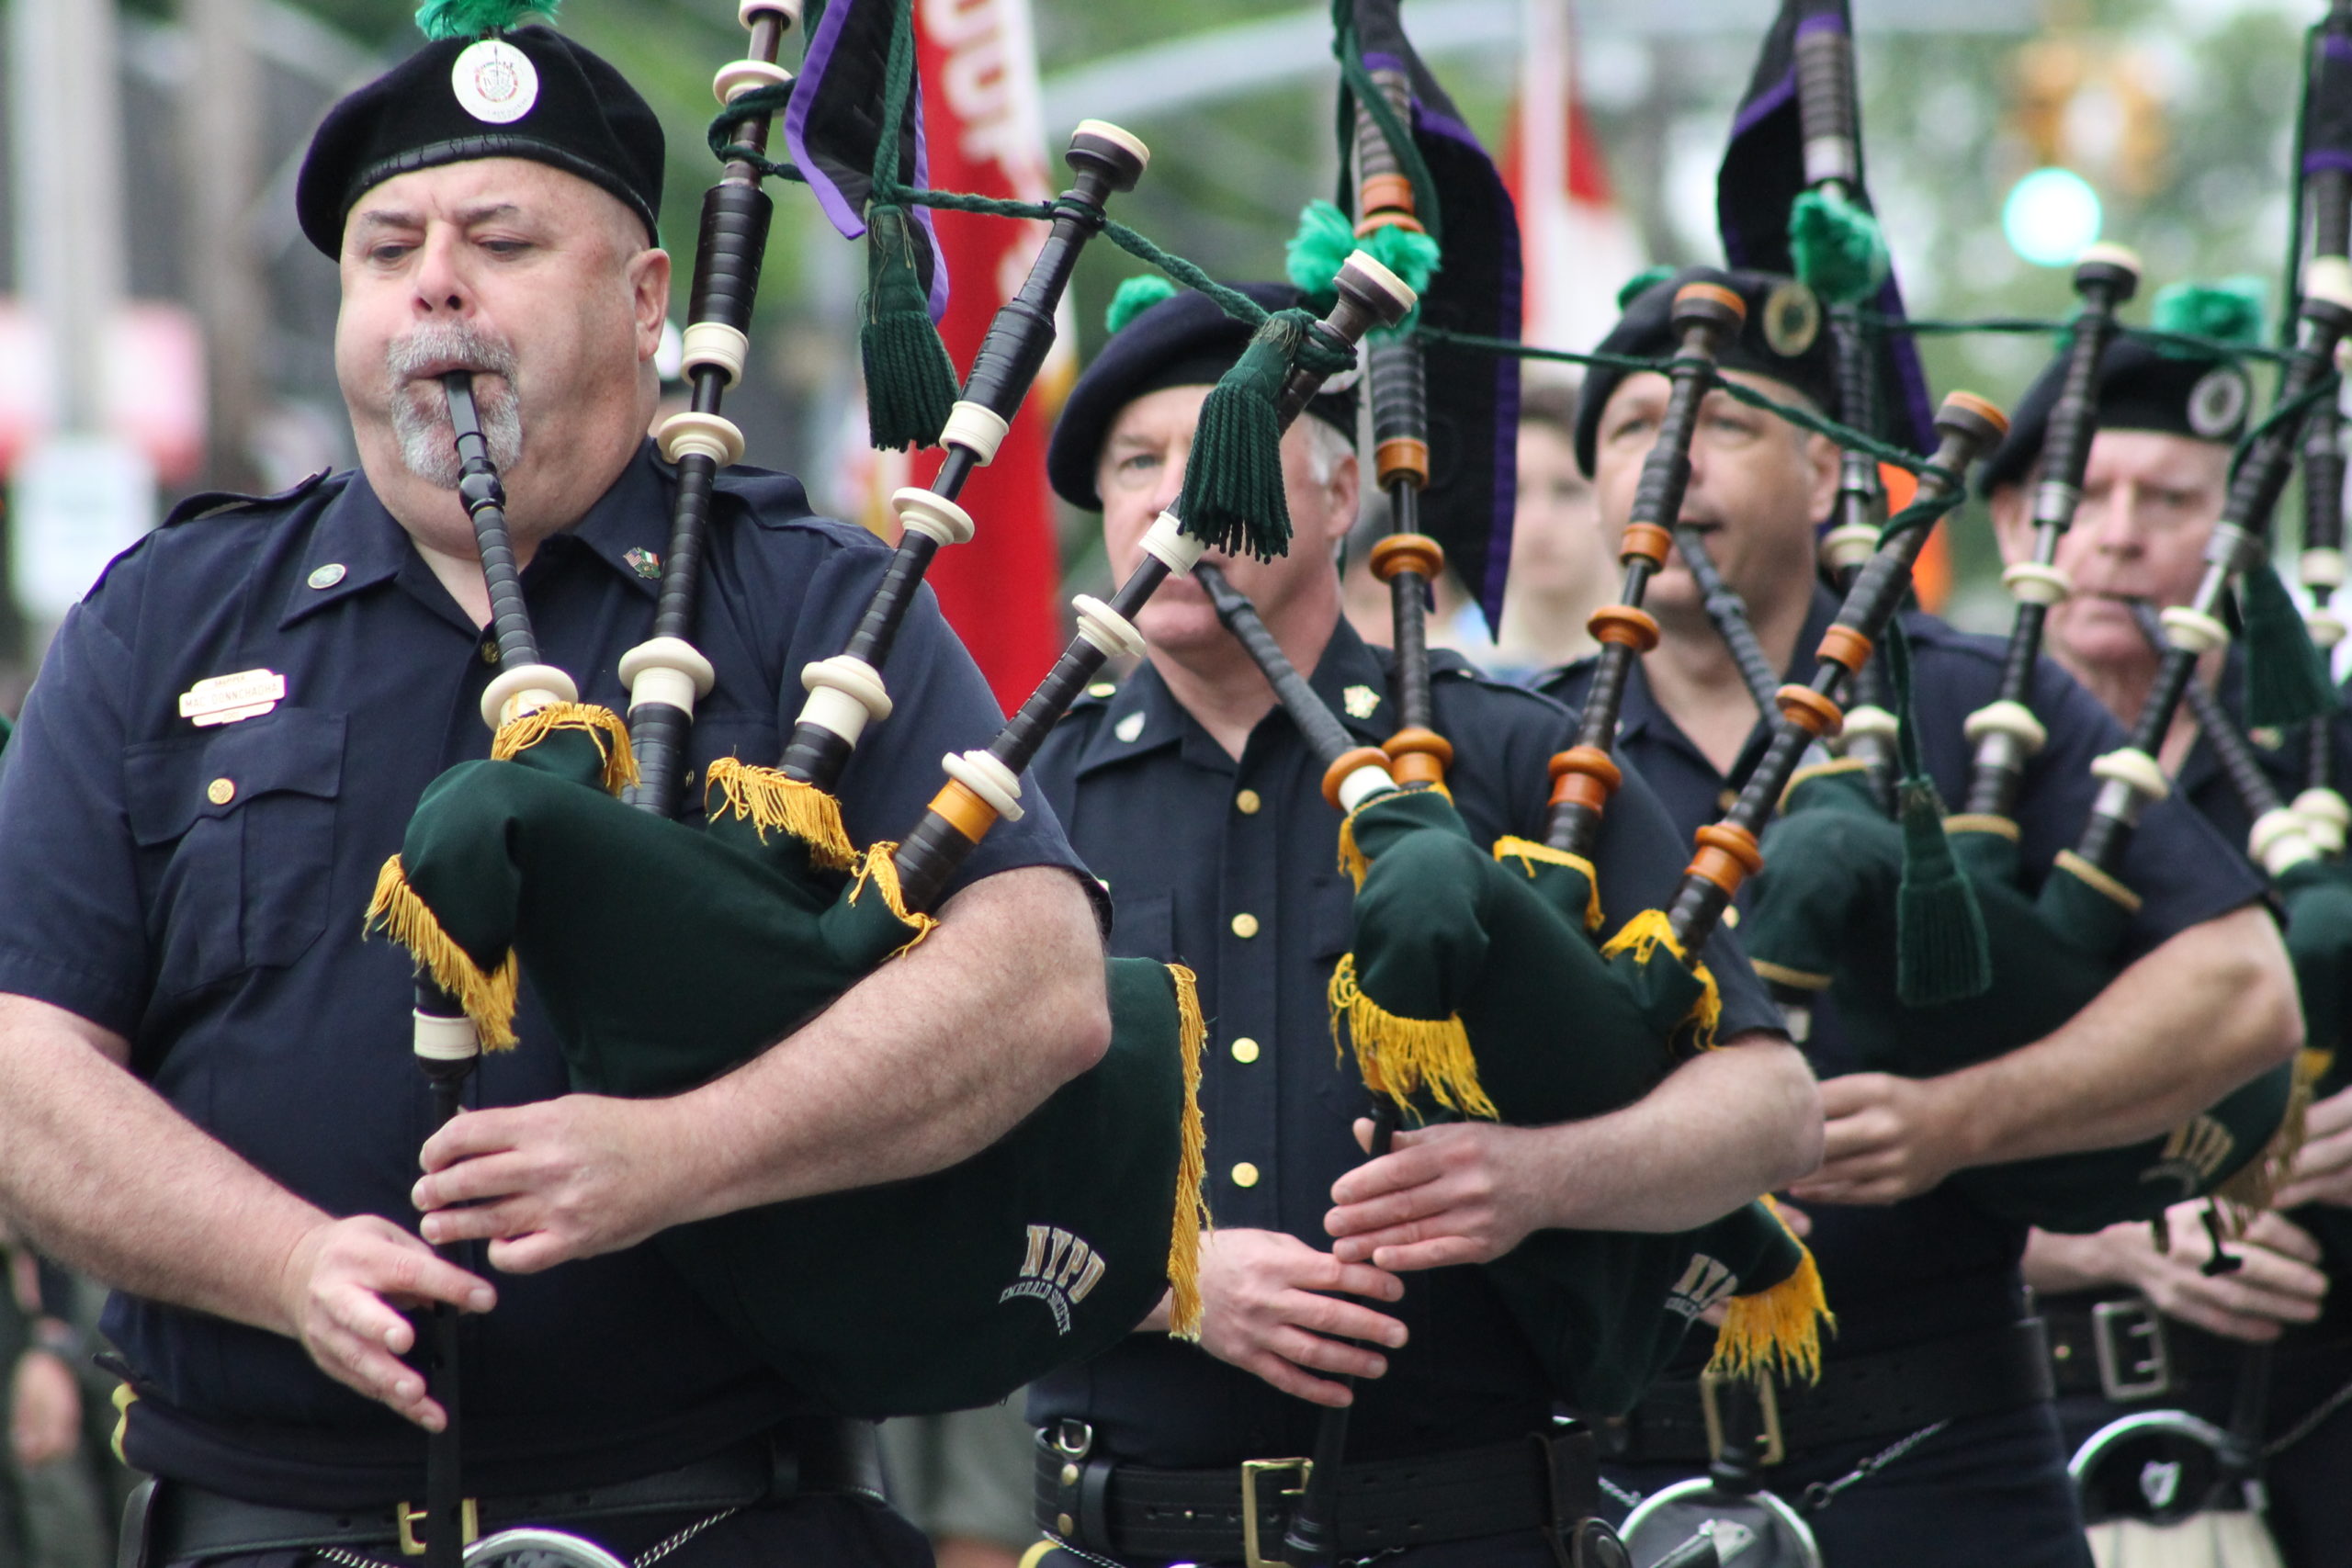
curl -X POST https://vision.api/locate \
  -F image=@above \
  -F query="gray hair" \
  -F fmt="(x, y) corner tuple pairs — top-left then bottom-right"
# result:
(1302, 416), (1356, 486)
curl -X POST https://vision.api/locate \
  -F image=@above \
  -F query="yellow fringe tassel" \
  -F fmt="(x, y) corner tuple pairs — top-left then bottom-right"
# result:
(2216, 1049), (2325, 1224)
(1338, 810), (1370, 892)
(1165, 963), (1212, 1341)
(705, 757), (859, 873)
(362, 856), (520, 1049)
(847, 843), (940, 959)
(1708, 1234), (1833, 1386)
(491, 703), (639, 795)
(1491, 836), (1605, 932)
(1600, 908), (1723, 1050)
(1326, 954), (1498, 1119)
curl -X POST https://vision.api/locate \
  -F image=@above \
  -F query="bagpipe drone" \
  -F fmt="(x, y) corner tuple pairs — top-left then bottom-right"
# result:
(362, 0), (1413, 1427)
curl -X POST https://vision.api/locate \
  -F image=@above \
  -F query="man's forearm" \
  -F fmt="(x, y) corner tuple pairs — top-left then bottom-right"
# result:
(664, 865), (1112, 1218)
(1939, 903), (2300, 1166)
(1541, 1034), (1820, 1233)
(0, 996), (320, 1336)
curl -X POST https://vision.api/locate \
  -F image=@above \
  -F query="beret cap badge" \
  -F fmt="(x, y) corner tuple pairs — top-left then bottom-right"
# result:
(451, 38), (538, 124)
(1761, 279), (1821, 358)
(2188, 365), (2250, 440)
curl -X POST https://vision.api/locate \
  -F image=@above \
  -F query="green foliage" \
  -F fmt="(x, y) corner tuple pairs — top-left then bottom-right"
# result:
(2149, 276), (2267, 352)
(1105, 275), (1179, 334)
(415, 0), (557, 41)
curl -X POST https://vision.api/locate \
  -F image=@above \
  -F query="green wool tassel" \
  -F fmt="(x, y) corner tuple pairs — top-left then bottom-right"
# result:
(1894, 777), (1992, 1007)
(415, 0), (554, 40)
(1788, 186), (1889, 308)
(2150, 277), (2267, 355)
(1283, 200), (1439, 333)
(860, 204), (958, 452)
(1105, 275), (1178, 335)
(1174, 311), (1321, 561)
(2240, 559), (2342, 727)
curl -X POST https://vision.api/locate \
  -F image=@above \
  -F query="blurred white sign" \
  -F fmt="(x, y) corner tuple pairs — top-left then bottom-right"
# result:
(11, 434), (157, 621)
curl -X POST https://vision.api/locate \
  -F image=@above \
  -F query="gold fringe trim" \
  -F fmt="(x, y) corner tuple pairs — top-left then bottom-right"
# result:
(362, 856), (519, 1049)
(1942, 813), (2020, 841)
(1779, 755), (1871, 810)
(1600, 908), (1723, 1050)
(846, 842), (939, 959)
(1749, 958), (1832, 992)
(1708, 1223), (1833, 1386)
(1338, 807), (1370, 891)
(1327, 954), (1498, 1119)
(2054, 850), (2143, 914)
(2216, 1054), (2323, 1224)
(705, 757), (859, 872)
(491, 703), (639, 795)
(1165, 963), (1211, 1341)
(1491, 836), (1604, 932)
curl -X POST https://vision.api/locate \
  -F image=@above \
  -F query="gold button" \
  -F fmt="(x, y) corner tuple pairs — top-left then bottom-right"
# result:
(481, 641), (499, 664)
(1230, 1037), (1261, 1064)
(1057, 1512), (1074, 1535)
(1724, 904), (1741, 929)
(1086, 682), (1117, 698)
(1235, 788), (1262, 815)
(1717, 788), (1738, 812)
(206, 778), (235, 806)
(1059, 1462), (1080, 1486)
(1230, 912), (1260, 939)
(1231, 1161), (1261, 1188)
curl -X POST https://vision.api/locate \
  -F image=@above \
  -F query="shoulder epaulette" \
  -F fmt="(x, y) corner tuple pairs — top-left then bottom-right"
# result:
(162, 468), (333, 528)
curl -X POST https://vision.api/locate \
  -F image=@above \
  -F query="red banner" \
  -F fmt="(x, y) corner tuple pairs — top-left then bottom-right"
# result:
(908, 0), (1069, 711)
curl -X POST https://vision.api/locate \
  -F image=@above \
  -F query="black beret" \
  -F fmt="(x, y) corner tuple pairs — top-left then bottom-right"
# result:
(297, 24), (662, 259)
(1981, 337), (2252, 494)
(1047, 282), (1359, 511)
(1572, 266), (1839, 478)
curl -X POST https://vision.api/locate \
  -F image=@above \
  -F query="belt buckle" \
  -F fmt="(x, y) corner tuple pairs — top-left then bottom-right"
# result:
(1238, 1458), (1312, 1568)
(1698, 1369), (1785, 1467)
(2091, 1298), (2172, 1402)
(396, 1500), (480, 1557)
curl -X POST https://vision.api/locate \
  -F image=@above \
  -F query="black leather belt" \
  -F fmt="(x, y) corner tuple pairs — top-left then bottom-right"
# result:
(2041, 1292), (2243, 1403)
(1604, 1319), (2056, 1465)
(135, 1416), (878, 1564)
(1032, 1427), (1599, 1565)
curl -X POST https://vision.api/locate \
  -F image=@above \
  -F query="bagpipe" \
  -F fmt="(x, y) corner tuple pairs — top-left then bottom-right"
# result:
(361, 0), (1414, 1422)
(1736, 260), (2348, 1235)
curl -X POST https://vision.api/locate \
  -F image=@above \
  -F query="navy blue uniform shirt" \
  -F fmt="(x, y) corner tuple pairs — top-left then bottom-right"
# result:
(1540, 589), (2266, 1359)
(0, 444), (1086, 1506)
(1027, 618), (1783, 1468)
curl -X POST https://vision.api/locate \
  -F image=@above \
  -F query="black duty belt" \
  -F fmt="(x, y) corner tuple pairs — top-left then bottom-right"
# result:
(136, 1416), (878, 1564)
(2041, 1291), (2352, 1404)
(1031, 1425), (1600, 1566)
(1604, 1319), (2055, 1465)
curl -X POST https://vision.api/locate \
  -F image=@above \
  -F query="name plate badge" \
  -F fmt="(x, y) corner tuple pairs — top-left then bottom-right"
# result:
(179, 670), (286, 728)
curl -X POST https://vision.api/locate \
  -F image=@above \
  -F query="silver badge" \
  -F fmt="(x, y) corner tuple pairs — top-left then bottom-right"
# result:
(1762, 279), (1822, 359)
(2187, 366), (2249, 439)
(1114, 711), (1145, 743)
(1342, 684), (1382, 719)
(451, 39), (538, 125)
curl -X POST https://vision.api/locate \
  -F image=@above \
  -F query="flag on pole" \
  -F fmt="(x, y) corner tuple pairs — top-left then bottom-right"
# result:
(1501, 0), (1646, 360)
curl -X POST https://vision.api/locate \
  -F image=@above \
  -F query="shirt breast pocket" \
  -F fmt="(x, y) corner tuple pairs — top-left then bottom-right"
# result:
(125, 708), (346, 994)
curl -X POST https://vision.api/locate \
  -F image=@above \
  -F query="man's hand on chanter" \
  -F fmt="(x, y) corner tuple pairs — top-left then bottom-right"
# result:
(279, 1215), (495, 1432)
(414, 1094), (687, 1274)
(1192, 1228), (1406, 1409)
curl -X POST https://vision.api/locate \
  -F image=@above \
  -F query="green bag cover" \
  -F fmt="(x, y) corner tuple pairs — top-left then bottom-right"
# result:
(1743, 785), (2296, 1233)
(1338, 788), (1824, 1412)
(2278, 858), (2352, 1059)
(381, 742), (1196, 1416)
